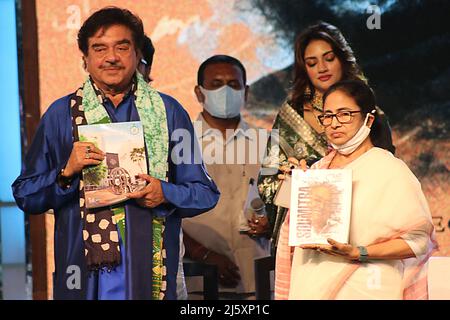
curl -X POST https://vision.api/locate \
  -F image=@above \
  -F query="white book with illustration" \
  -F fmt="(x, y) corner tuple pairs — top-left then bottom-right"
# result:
(288, 169), (352, 246)
(78, 121), (147, 209)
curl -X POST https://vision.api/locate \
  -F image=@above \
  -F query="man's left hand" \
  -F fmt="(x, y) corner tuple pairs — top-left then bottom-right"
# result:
(300, 238), (360, 261)
(126, 174), (166, 208)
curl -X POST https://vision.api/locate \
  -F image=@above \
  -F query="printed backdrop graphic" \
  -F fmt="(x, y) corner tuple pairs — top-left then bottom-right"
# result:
(36, 0), (290, 117)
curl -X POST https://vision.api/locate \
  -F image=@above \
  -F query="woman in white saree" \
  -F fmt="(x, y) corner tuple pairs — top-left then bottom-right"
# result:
(275, 80), (437, 300)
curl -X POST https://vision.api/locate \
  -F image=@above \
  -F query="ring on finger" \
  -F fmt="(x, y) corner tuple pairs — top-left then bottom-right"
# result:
(86, 146), (91, 152)
(85, 152), (90, 159)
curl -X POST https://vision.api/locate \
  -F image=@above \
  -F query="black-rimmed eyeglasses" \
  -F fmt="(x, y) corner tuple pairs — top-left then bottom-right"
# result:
(317, 110), (362, 127)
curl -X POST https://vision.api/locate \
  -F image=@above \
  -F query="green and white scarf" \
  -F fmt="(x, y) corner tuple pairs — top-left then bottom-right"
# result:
(70, 73), (169, 300)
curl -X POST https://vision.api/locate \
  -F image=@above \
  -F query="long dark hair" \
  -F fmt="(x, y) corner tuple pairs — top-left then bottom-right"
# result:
(290, 22), (365, 113)
(323, 80), (395, 154)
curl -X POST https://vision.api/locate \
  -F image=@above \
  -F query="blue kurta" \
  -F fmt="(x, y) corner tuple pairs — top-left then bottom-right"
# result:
(12, 90), (220, 300)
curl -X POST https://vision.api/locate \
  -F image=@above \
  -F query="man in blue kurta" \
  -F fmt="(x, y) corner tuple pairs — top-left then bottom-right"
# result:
(12, 7), (219, 300)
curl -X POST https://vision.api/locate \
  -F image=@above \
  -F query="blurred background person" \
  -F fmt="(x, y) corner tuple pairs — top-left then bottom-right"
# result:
(137, 34), (154, 83)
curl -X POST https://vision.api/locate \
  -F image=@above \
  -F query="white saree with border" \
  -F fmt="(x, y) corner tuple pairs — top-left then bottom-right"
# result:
(275, 147), (437, 300)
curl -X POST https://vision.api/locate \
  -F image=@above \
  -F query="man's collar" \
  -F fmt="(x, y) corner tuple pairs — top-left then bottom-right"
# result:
(89, 75), (137, 104)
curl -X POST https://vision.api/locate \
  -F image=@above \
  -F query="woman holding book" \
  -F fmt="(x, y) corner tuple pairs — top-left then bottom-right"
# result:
(275, 80), (436, 300)
(256, 22), (394, 252)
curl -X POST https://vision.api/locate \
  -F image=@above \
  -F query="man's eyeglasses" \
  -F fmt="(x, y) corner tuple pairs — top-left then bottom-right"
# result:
(317, 110), (362, 127)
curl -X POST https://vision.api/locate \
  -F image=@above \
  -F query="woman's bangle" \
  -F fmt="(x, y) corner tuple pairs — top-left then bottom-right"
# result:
(357, 246), (369, 262)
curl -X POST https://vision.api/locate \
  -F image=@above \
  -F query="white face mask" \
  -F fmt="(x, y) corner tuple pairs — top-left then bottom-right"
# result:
(199, 85), (245, 119)
(330, 110), (375, 155)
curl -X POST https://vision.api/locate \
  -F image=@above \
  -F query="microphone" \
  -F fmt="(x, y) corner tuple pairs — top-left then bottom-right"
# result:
(250, 198), (266, 218)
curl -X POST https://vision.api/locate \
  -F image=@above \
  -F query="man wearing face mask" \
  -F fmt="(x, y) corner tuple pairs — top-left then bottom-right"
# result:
(182, 55), (271, 299)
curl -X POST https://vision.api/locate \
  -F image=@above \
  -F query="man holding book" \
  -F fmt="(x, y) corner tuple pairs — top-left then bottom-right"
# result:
(12, 7), (219, 300)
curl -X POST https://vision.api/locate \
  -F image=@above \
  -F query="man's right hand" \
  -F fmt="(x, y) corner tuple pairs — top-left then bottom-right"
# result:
(247, 213), (270, 237)
(63, 142), (105, 178)
(205, 251), (241, 288)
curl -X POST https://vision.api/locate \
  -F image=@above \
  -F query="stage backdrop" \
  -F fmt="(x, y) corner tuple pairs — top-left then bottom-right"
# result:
(32, 0), (448, 299)
(36, 0), (291, 118)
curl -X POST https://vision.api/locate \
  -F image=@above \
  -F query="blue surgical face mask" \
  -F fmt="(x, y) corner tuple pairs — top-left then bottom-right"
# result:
(199, 85), (245, 119)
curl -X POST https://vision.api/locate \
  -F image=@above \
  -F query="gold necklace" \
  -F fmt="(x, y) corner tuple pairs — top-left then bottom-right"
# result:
(310, 91), (323, 112)
(304, 86), (323, 112)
